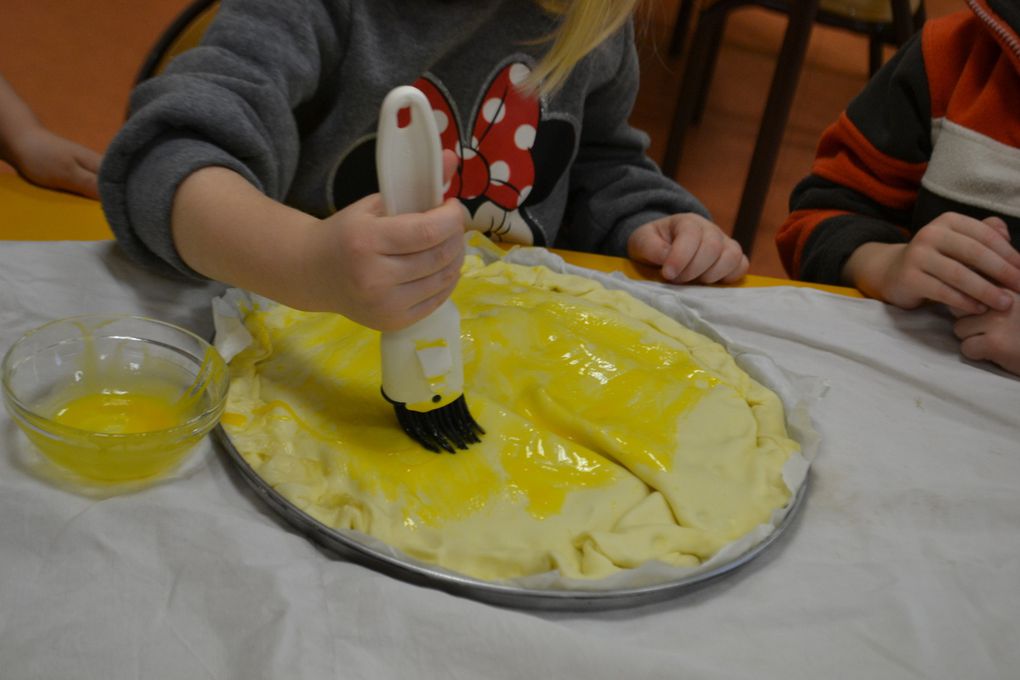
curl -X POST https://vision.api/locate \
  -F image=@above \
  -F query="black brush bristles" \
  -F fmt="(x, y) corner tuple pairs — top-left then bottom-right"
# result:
(383, 390), (485, 453)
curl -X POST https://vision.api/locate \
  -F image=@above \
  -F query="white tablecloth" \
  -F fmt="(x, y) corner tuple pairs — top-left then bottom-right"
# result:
(0, 241), (1016, 680)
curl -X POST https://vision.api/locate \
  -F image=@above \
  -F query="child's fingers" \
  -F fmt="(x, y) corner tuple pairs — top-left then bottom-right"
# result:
(693, 237), (747, 283)
(365, 254), (463, 332)
(674, 231), (726, 282)
(660, 229), (702, 281)
(917, 268), (988, 315)
(943, 218), (1020, 288)
(955, 312), (1020, 374)
(958, 333), (990, 364)
(377, 199), (465, 255)
(74, 146), (103, 174)
(925, 253), (1012, 311)
(628, 215), (739, 283)
(625, 228), (669, 267)
(952, 313), (987, 341)
(957, 331), (999, 366)
(945, 304), (971, 319)
(67, 162), (100, 199)
(43, 160), (98, 199)
(389, 259), (462, 322)
(982, 215), (1011, 241)
(386, 231), (465, 286)
(709, 250), (750, 284)
(401, 278), (461, 329)
(678, 235), (746, 283)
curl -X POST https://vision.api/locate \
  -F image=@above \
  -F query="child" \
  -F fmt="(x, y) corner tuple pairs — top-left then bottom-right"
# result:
(777, 0), (1020, 377)
(99, 0), (748, 333)
(0, 74), (102, 199)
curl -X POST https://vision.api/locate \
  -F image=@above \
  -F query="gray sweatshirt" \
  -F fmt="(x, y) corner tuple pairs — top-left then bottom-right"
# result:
(99, 0), (709, 278)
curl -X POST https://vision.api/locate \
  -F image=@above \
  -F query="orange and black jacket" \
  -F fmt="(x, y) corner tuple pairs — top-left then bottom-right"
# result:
(777, 0), (1020, 284)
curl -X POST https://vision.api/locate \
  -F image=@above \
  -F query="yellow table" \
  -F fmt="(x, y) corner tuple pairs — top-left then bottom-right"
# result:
(0, 173), (112, 240)
(0, 172), (862, 297)
(556, 249), (863, 296)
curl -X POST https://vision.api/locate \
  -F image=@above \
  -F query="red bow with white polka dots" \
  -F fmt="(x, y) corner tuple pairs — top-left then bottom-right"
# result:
(414, 63), (538, 211)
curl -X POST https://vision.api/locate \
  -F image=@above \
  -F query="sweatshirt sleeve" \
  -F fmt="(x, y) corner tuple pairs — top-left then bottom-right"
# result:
(98, 0), (346, 278)
(776, 29), (931, 285)
(554, 20), (710, 258)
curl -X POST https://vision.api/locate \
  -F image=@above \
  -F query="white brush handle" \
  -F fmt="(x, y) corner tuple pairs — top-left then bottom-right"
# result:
(376, 86), (444, 215)
(376, 86), (465, 412)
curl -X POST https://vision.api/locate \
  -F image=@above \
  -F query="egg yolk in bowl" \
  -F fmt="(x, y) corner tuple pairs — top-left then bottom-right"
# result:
(3, 315), (228, 484)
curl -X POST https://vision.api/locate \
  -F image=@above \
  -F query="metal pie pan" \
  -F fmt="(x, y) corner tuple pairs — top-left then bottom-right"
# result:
(216, 426), (807, 611)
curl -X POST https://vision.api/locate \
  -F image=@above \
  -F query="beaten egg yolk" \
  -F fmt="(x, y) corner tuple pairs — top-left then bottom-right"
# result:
(53, 390), (184, 433)
(29, 378), (205, 483)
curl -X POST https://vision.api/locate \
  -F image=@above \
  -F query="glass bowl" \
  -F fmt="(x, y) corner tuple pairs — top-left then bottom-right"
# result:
(2, 314), (228, 484)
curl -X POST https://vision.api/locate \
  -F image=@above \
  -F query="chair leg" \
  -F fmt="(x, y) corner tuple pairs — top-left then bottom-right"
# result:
(889, 0), (914, 44)
(692, 15), (727, 125)
(731, 0), (822, 256)
(870, 0), (922, 77)
(913, 3), (927, 32)
(669, 0), (699, 56)
(662, 8), (728, 176)
(868, 34), (883, 76)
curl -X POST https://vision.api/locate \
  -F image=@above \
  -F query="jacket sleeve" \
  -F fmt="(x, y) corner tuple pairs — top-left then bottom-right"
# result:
(98, 0), (346, 277)
(555, 20), (710, 258)
(776, 29), (931, 285)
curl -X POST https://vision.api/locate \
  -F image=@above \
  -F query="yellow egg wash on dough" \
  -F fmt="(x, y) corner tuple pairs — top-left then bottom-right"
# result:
(222, 255), (800, 581)
(249, 397), (506, 526)
(462, 275), (718, 475)
(226, 312), (617, 526)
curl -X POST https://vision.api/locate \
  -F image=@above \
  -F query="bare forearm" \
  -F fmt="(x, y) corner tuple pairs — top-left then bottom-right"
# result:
(171, 166), (322, 309)
(0, 75), (43, 164)
(172, 165), (467, 331)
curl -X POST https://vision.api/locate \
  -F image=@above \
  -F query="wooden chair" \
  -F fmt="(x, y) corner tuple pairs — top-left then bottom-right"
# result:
(662, 0), (926, 256)
(134, 0), (220, 84)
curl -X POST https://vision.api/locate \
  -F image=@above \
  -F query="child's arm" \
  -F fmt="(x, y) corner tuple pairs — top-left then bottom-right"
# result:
(171, 164), (465, 332)
(100, 0), (341, 274)
(777, 32), (932, 285)
(0, 74), (101, 198)
(103, 0), (464, 330)
(780, 17), (1020, 310)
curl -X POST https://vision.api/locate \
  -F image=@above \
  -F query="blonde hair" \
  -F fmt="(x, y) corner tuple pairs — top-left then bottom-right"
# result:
(529, 0), (639, 94)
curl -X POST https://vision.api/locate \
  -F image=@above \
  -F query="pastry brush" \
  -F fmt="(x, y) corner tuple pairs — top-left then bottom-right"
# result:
(375, 85), (484, 453)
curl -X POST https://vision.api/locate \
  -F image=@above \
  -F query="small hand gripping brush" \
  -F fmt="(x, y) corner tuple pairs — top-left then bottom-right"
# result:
(375, 86), (484, 453)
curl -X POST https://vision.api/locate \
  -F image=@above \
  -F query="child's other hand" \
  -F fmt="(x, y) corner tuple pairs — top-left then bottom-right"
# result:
(10, 126), (102, 199)
(951, 291), (1020, 376)
(627, 213), (748, 284)
(302, 194), (466, 332)
(844, 214), (1020, 314)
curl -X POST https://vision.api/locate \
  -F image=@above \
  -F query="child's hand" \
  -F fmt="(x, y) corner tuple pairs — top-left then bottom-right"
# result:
(292, 195), (465, 332)
(627, 213), (748, 284)
(951, 291), (1020, 376)
(292, 149), (465, 332)
(844, 214), (1020, 314)
(171, 154), (464, 334)
(9, 126), (102, 199)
